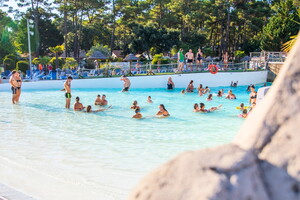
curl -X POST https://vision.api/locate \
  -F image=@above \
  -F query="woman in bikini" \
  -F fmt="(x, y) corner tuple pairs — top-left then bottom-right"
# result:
(9, 70), (22, 104)
(186, 80), (194, 93)
(249, 87), (257, 105)
(198, 84), (204, 96)
(156, 104), (170, 117)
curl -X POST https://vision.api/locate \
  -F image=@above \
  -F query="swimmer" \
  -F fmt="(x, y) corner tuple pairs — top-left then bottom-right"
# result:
(85, 105), (112, 113)
(100, 94), (108, 106)
(198, 84), (204, 96)
(131, 100), (140, 110)
(181, 89), (185, 94)
(217, 90), (222, 97)
(121, 75), (131, 92)
(147, 96), (153, 103)
(225, 90), (236, 99)
(203, 86), (210, 94)
(239, 103), (245, 110)
(231, 81), (238, 87)
(74, 97), (85, 111)
(167, 77), (175, 90)
(132, 108), (142, 119)
(193, 103), (200, 112)
(207, 94), (213, 101)
(199, 103), (222, 113)
(63, 76), (73, 109)
(186, 80), (194, 92)
(156, 104), (170, 117)
(9, 70), (21, 104)
(241, 109), (248, 118)
(94, 95), (102, 105)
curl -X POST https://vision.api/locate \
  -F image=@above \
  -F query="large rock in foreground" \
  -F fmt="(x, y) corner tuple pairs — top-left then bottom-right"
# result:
(128, 34), (300, 200)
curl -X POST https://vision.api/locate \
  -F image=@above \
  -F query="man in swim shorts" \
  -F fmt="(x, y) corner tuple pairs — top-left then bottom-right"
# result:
(185, 49), (194, 71)
(64, 76), (73, 108)
(121, 75), (131, 92)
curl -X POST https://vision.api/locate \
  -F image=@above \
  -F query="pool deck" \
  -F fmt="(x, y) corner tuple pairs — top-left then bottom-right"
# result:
(0, 183), (35, 200)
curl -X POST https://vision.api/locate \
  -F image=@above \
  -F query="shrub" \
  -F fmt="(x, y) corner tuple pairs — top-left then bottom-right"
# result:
(49, 57), (65, 68)
(151, 54), (171, 64)
(63, 57), (78, 69)
(16, 61), (29, 73)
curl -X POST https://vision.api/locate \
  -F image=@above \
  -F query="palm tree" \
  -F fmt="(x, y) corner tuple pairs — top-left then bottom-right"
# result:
(282, 35), (298, 52)
(49, 45), (64, 69)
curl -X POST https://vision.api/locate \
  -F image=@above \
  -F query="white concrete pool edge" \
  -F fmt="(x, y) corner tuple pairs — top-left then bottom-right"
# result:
(0, 71), (268, 91)
(0, 183), (36, 200)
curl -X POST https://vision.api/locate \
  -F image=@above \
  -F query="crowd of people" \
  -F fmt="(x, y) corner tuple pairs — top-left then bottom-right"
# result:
(9, 71), (259, 119)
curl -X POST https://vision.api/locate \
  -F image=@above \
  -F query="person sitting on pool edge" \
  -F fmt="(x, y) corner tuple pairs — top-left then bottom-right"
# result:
(85, 105), (112, 113)
(225, 90), (237, 99)
(95, 95), (101, 105)
(147, 96), (153, 103)
(132, 108), (142, 119)
(199, 103), (222, 113)
(156, 104), (170, 117)
(74, 96), (85, 111)
(100, 94), (108, 106)
(131, 100), (140, 110)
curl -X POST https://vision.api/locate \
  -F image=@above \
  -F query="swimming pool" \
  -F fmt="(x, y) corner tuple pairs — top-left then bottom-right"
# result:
(0, 84), (267, 200)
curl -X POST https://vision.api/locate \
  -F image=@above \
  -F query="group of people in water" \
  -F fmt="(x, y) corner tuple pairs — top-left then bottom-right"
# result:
(9, 70), (258, 119)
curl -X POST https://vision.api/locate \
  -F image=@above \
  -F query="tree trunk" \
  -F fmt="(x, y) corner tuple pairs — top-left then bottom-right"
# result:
(110, 0), (116, 54)
(31, 0), (40, 56)
(63, 0), (68, 57)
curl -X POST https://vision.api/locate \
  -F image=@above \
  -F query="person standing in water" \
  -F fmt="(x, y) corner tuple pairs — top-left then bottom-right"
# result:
(121, 75), (131, 92)
(9, 70), (22, 104)
(132, 108), (142, 119)
(63, 76), (73, 109)
(94, 95), (102, 105)
(167, 77), (175, 90)
(177, 48), (184, 72)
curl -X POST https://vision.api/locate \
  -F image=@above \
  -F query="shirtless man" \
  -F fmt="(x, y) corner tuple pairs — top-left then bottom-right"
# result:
(100, 95), (108, 106)
(94, 95), (102, 105)
(185, 49), (194, 71)
(63, 76), (73, 108)
(74, 96), (85, 111)
(121, 75), (131, 92)
(9, 70), (21, 104)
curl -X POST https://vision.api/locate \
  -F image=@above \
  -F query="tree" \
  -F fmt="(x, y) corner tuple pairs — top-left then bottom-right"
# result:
(49, 45), (64, 69)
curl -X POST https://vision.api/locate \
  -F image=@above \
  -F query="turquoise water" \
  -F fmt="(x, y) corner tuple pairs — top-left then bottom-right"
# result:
(0, 84), (268, 199)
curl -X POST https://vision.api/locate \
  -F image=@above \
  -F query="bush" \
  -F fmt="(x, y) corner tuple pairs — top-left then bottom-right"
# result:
(63, 57), (78, 69)
(16, 61), (29, 73)
(151, 54), (171, 64)
(84, 60), (96, 69)
(32, 56), (51, 65)
(3, 54), (18, 71)
(49, 57), (65, 68)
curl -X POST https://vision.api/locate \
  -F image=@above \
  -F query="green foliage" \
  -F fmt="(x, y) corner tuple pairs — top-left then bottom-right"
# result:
(202, 47), (213, 57)
(48, 57), (65, 68)
(63, 57), (78, 69)
(3, 54), (18, 71)
(87, 44), (111, 57)
(32, 56), (51, 65)
(234, 50), (246, 62)
(151, 54), (171, 64)
(261, 0), (300, 51)
(16, 61), (29, 73)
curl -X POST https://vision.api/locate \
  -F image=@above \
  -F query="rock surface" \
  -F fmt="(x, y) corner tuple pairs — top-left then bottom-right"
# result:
(127, 33), (300, 200)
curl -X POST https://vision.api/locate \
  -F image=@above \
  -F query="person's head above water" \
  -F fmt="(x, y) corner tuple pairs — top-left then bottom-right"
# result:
(76, 96), (80, 102)
(194, 103), (199, 109)
(102, 94), (106, 99)
(67, 76), (73, 80)
(208, 94), (212, 99)
(148, 96), (151, 99)
(243, 109), (248, 114)
(189, 80), (193, 84)
(159, 104), (167, 111)
(133, 100), (137, 105)
(86, 105), (92, 112)
(200, 103), (205, 109)
(97, 94), (100, 98)
(240, 103), (244, 107)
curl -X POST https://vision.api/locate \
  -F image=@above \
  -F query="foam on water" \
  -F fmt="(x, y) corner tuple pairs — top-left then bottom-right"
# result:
(0, 84), (269, 199)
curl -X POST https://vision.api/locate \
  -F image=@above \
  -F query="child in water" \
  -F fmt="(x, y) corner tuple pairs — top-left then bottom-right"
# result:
(147, 96), (153, 103)
(132, 108), (142, 119)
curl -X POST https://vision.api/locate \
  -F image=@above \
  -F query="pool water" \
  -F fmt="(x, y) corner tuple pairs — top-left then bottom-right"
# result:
(0, 84), (267, 200)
